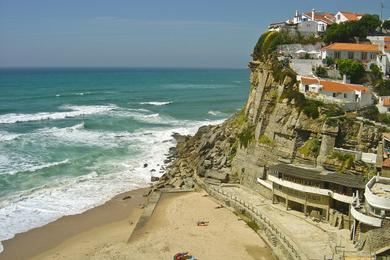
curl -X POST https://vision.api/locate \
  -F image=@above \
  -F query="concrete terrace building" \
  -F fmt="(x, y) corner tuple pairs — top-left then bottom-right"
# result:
(298, 76), (373, 110)
(335, 11), (363, 24)
(261, 164), (366, 226)
(350, 176), (390, 241)
(321, 43), (379, 68)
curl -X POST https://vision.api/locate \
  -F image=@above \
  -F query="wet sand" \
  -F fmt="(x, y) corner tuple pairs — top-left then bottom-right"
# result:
(0, 188), (148, 260)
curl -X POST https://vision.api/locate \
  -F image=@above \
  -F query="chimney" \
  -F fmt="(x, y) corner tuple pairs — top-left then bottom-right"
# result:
(295, 10), (299, 17)
(312, 8), (315, 20)
(342, 74), (349, 83)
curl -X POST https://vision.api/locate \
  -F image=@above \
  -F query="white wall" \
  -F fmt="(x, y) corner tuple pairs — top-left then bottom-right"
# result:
(324, 50), (377, 63)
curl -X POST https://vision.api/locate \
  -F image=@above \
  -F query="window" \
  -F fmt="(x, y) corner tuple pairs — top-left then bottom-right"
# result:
(348, 52), (354, 59)
(344, 93), (347, 98)
(361, 52), (367, 60)
(334, 51), (341, 59)
(337, 14), (341, 20)
(333, 93), (336, 97)
(370, 53), (375, 60)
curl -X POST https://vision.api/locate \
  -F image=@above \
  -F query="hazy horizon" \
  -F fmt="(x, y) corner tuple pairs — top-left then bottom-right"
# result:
(0, 0), (387, 68)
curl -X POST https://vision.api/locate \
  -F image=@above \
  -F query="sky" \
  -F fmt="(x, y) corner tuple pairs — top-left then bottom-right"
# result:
(0, 0), (388, 68)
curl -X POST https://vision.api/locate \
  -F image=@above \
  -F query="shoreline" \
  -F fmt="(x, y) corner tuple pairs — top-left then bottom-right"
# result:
(0, 187), (149, 260)
(0, 188), (275, 260)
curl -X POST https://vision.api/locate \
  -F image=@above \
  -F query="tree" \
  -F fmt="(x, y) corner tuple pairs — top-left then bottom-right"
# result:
(370, 63), (383, 82)
(337, 59), (365, 83)
(358, 14), (381, 34)
(374, 79), (390, 96)
(323, 14), (381, 44)
(382, 20), (390, 31)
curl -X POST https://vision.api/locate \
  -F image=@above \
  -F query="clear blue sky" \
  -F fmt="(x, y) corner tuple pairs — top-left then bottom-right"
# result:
(0, 0), (387, 68)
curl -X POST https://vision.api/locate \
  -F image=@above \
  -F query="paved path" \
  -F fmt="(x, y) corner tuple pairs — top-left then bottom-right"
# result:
(212, 185), (357, 260)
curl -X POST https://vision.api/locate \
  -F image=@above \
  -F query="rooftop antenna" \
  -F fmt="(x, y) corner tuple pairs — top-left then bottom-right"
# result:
(381, 1), (384, 21)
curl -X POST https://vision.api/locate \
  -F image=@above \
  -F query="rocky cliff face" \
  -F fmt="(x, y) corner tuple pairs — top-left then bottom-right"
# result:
(153, 60), (384, 192)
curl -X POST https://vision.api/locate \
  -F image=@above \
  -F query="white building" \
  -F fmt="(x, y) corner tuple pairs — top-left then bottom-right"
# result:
(300, 9), (335, 32)
(335, 11), (363, 24)
(268, 9), (334, 34)
(321, 43), (379, 68)
(298, 76), (374, 110)
(377, 96), (390, 113)
(368, 36), (390, 75)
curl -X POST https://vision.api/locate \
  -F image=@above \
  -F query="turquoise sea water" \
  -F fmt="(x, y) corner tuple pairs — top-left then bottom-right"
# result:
(0, 68), (249, 251)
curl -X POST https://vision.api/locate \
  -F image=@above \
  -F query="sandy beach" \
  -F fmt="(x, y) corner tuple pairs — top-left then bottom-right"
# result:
(0, 188), (148, 260)
(1, 189), (275, 260)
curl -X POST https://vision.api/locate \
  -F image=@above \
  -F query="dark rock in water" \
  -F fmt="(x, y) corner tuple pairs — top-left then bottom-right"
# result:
(172, 133), (190, 143)
(143, 163), (148, 168)
(151, 176), (160, 182)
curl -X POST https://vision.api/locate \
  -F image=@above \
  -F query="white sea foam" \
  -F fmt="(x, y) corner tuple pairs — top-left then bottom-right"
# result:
(0, 118), (224, 253)
(0, 105), (117, 124)
(139, 101), (172, 106)
(0, 131), (21, 142)
(208, 110), (222, 116)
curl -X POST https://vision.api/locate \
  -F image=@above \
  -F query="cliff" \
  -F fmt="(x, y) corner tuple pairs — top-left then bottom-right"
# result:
(154, 59), (383, 192)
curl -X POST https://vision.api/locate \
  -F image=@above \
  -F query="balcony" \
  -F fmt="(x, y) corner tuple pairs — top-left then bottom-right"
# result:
(350, 202), (383, 227)
(365, 176), (390, 210)
(268, 175), (353, 204)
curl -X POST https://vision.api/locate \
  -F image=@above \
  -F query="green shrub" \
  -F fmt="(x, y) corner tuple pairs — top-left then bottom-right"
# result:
(374, 79), (390, 96)
(298, 137), (321, 158)
(313, 66), (328, 78)
(302, 100), (322, 119)
(238, 125), (255, 148)
(329, 151), (355, 170)
(280, 87), (323, 119)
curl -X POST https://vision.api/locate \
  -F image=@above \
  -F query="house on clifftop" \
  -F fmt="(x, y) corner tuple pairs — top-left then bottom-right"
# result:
(321, 43), (379, 68)
(298, 76), (374, 110)
(335, 11), (363, 24)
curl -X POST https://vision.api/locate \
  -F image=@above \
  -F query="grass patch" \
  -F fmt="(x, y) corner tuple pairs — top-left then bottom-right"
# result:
(258, 134), (276, 147)
(238, 124), (255, 148)
(298, 137), (321, 158)
(329, 151), (355, 171)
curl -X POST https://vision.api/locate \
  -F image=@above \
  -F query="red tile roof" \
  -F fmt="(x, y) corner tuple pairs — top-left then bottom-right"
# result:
(322, 43), (379, 52)
(304, 12), (335, 24)
(301, 77), (319, 85)
(384, 37), (390, 42)
(385, 44), (390, 51)
(300, 77), (369, 93)
(339, 12), (363, 21)
(321, 81), (369, 92)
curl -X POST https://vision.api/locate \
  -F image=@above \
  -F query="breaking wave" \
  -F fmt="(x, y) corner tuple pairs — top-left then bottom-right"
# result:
(0, 105), (117, 124)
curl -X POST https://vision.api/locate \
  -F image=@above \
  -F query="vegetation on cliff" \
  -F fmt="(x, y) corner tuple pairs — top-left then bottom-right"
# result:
(298, 136), (321, 158)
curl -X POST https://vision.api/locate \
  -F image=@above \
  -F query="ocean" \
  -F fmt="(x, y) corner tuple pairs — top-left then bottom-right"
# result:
(0, 68), (249, 252)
